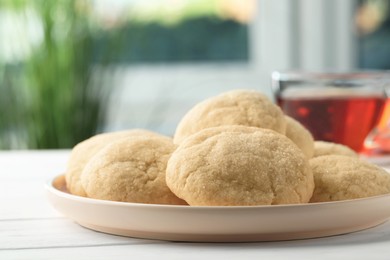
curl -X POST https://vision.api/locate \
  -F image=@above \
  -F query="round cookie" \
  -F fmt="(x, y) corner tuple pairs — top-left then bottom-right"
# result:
(313, 141), (358, 158)
(81, 135), (186, 205)
(309, 155), (390, 202)
(166, 126), (314, 206)
(173, 89), (287, 144)
(65, 129), (170, 197)
(284, 116), (314, 158)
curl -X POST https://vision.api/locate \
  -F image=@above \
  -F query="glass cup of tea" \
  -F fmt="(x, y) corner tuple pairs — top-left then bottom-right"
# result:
(271, 71), (390, 153)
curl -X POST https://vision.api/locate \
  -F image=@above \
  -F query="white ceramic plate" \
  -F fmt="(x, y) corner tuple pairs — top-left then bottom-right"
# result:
(46, 175), (390, 242)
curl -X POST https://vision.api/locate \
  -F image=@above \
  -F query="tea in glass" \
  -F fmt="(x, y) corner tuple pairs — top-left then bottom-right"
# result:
(272, 71), (388, 152)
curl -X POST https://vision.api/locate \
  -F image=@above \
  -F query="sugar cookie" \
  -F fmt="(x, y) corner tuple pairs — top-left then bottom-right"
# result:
(284, 116), (314, 158)
(313, 141), (358, 158)
(167, 126), (314, 206)
(310, 155), (390, 202)
(174, 89), (286, 144)
(65, 129), (169, 196)
(81, 135), (186, 205)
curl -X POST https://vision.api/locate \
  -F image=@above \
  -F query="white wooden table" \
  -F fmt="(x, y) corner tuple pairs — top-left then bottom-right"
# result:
(2, 150), (390, 260)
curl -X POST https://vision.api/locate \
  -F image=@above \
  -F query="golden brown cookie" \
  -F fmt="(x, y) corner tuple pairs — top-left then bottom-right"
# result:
(166, 126), (314, 206)
(313, 141), (358, 158)
(65, 129), (170, 197)
(309, 155), (390, 202)
(173, 89), (287, 144)
(284, 116), (314, 158)
(81, 135), (186, 205)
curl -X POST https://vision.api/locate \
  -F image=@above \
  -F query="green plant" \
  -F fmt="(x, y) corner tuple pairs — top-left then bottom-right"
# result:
(0, 0), (119, 149)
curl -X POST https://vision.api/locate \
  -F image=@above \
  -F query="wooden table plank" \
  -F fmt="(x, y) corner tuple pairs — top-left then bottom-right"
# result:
(0, 218), (156, 250)
(0, 180), (62, 219)
(0, 150), (69, 182)
(2, 221), (390, 260)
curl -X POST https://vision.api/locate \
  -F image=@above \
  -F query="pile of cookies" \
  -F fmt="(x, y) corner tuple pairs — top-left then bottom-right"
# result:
(65, 89), (390, 206)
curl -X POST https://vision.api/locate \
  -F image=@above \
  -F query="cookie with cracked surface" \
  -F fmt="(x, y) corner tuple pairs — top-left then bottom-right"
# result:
(81, 135), (186, 205)
(173, 89), (287, 144)
(313, 141), (358, 158)
(166, 126), (314, 206)
(65, 129), (170, 197)
(284, 116), (314, 158)
(309, 155), (390, 202)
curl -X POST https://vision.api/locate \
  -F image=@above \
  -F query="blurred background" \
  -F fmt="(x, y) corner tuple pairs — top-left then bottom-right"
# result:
(0, 0), (389, 149)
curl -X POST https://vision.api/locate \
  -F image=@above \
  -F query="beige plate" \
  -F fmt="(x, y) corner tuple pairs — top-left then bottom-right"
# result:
(46, 175), (390, 242)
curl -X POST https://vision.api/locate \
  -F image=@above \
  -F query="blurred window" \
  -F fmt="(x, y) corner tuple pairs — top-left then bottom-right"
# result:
(93, 0), (254, 63)
(356, 0), (390, 69)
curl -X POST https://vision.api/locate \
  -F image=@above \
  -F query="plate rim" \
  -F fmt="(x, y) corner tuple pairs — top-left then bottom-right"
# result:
(45, 174), (390, 242)
(45, 174), (390, 210)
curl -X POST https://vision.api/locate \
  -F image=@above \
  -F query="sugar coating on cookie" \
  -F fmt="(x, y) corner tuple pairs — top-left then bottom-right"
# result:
(309, 155), (390, 202)
(284, 116), (314, 158)
(167, 126), (314, 206)
(65, 129), (170, 197)
(313, 141), (358, 158)
(81, 135), (186, 205)
(173, 89), (287, 144)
